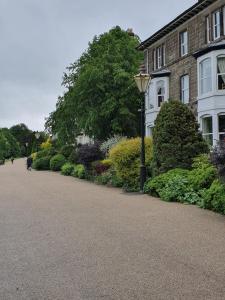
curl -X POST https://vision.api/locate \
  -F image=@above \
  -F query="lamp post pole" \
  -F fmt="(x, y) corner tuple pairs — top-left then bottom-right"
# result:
(134, 64), (151, 192)
(140, 92), (146, 192)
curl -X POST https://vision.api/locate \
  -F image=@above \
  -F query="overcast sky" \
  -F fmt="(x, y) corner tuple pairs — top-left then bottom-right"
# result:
(0, 0), (196, 131)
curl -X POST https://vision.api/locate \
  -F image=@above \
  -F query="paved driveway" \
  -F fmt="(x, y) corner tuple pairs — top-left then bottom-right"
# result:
(0, 159), (224, 300)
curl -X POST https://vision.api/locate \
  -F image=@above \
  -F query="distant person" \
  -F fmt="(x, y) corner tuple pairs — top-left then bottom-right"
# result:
(26, 157), (33, 171)
(11, 157), (14, 164)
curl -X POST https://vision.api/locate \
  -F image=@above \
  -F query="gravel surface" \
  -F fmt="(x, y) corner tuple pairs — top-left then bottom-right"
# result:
(0, 159), (224, 300)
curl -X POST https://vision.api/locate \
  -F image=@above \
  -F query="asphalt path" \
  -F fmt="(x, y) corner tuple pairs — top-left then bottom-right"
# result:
(0, 159), (224, 300)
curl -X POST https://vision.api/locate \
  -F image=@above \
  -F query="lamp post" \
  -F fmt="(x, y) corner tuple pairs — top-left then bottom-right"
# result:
(134, 65), (151, 192)
(25, 142), (29, 157)
(35, 132), (40, 152)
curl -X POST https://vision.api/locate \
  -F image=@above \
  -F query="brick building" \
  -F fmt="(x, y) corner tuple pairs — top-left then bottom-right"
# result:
(138, 0), (225, 146)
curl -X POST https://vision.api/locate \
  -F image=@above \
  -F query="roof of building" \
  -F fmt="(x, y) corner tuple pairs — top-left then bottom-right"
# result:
(138, 0), (215, 50)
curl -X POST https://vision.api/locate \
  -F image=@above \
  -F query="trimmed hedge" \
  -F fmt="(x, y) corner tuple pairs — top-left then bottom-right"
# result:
(72, 164), (86, 179)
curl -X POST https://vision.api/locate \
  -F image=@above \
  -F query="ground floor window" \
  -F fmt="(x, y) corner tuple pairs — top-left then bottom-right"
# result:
(219, 114), (225, 142)
(202, 116), (213, 145)
(217, 55), (225, 90)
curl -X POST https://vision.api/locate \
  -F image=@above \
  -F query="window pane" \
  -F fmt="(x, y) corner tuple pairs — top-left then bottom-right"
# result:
(202, 117), (212, 134)
(217, 56), (225, 90)
(200, 58), (212, 94)
(219, 115), (225, 132)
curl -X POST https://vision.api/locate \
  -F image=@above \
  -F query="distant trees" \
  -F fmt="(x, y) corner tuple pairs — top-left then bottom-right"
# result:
(45, 26), (143, 143)
(0, 128), (20, 159)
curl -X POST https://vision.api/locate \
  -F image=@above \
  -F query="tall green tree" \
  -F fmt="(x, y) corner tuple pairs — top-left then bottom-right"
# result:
(45, 26), (143, 141)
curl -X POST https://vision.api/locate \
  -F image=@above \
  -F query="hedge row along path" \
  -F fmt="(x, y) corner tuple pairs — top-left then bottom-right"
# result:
(0, 159), (224, 299)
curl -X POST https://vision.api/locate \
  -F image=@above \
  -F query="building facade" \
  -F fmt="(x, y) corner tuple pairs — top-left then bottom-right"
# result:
(138, 0), (225, 146)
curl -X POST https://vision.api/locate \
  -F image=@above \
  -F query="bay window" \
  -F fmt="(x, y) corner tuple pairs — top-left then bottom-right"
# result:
(199, 58), (212, 95)
(157, 80), (165, 107)
(219, 114), (225, 142)
(202, 116), (213, 145)
(213, 10), (221, 40)
(217, 55), (225, 90)
(181, 75), (189, 104)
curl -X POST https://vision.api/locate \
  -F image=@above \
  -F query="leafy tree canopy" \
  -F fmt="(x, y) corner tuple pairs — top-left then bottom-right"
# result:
(45, 26), (143, 142)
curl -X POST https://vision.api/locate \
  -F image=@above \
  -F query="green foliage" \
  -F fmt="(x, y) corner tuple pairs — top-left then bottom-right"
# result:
(45, 26), (143, 142)
(68, 148), (78, 164)
(109, 137), (153, 188)
(100, 135), (127, 155)
(200, 180), (225, 214)
(0, 128), (21, 159)
(72, 164), (86, 179)
(61, 162), (75, 176)
(95, 169), (123, 187)
(36, 148), (57, 160)
(50, 154), (66, 171)
(33, 157), (51, 170)
(153, 101), (209, 174)
(77, 143), (103, 168)
(144, 168), (189, 196)
(188, 164), (217, 191)
(60, 145), (75, 159)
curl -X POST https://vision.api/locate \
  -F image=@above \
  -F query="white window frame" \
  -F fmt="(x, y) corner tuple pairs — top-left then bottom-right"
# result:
(180, 31), (188, 57)
(206, 16), (210, 44)
(156, 80), (165, 108)
(202, 116), (213, 146)
(181, 75), (189, 104)
(157, 46), (162, 69)
(217, 55), (225, 91)
(153, 49), (156, 71)
(218, 114), (225, 142)
(162, 44), (166, 66)
(144, 49), (149, 74)
(213, 10), (221, 40)
(199, 57), (212, 96)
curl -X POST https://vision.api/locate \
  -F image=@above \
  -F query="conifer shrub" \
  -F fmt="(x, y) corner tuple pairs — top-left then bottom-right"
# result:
(50, 154), (66, 171)
(77, 143), (103, 168)
(153, 101), (209, 174)
(109, 137), (153, 189)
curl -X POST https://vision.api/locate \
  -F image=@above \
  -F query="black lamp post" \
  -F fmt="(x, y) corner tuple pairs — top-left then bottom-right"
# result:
(35, 132), (40, 152)
(134, 65), (151, 192)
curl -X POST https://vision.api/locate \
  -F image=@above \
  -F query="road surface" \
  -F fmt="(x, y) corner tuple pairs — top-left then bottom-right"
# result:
(0, 159), (224, 299)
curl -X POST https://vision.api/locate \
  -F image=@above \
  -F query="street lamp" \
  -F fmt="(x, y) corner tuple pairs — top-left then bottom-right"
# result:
(35, 132), (40, 152)
(134, 65), (151, 192)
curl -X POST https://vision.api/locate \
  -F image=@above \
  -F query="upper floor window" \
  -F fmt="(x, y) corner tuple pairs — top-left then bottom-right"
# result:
(157, 46), (162, 69)
(153, 44), (165, 70)
(144, 49), (149, 73)
(157, 80), (165, 107)
(180, 31), (188, 56)
(181, 75), (189, 104)
(200, 58), (212, 95)
(206, 16), (211, 43)
(217, 55), (225, 90)
(213, 10), (221, 40)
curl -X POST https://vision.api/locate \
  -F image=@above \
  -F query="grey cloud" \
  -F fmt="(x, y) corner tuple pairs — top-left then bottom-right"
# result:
(0, 0), (196, 130)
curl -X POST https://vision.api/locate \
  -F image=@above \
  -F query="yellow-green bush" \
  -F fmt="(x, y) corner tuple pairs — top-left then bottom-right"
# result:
(40, 138), (52, 150)
(101, 159), (112, 168)
(109, 137), (153, 188)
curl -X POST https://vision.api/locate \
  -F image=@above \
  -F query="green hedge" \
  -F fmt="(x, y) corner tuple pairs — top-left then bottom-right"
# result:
(61, 163), (74, 176)
(50, 154), (66, 171)
(33, 156), (51, 170)
(72, 164), (86, 179)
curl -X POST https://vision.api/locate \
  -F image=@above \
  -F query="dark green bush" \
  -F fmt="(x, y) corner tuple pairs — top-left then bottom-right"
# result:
(95, 169), (124, 187)
(50, 154), (66, 171)
(72, 164), (86, 179)
(153, 101), (209, 174)
(61, 162), (74, 176)
(60, 145), (75, 159)
(33, 156), (51, 170)
(200, 180), (225, 214)
(68, 148), (79, 164)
